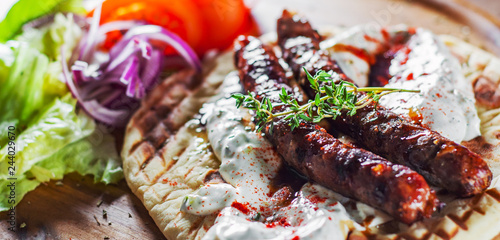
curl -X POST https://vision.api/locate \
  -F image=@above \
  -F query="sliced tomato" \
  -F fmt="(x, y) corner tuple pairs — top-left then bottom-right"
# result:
(193, 0), (259, 54)
(90, 0), (259, 56)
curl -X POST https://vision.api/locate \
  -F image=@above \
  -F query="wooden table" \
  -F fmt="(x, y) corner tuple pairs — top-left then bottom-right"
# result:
(0, 173), (164, 239)
(1, 0), (499, 239)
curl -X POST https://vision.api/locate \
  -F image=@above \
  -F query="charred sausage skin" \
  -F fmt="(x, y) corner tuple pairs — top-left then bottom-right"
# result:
(277, 10), (492, 197)
(234, 35), (439, 224)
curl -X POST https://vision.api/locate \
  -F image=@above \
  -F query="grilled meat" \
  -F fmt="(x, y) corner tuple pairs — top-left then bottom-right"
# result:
(277, 10), (492, 197)
(234, 35), (440, 224)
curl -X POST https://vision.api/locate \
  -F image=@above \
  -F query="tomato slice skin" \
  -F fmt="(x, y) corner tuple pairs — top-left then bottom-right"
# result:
(90, 0), (259, 56)
(193, 0), (259, 54)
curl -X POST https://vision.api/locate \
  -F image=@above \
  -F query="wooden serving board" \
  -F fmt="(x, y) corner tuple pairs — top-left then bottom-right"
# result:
(1, 0), (499, 239)
(0, 173), (164, 239)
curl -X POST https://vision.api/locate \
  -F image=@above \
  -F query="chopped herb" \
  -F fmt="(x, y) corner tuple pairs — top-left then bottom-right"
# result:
(251, 212), (261, 221)
(128, 213), (132, 218)
(96, 200), (103, 207)
(20, 222), (26, 228)
(94, 215), (101, 226)
(233, 68), (419, 131)
(104, 237), (110, 240)
(102, 210), (108, 219)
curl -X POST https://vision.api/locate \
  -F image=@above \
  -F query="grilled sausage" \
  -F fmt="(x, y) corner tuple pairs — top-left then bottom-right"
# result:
(234, 35), (440, 224)
(276, 10), (492, 197)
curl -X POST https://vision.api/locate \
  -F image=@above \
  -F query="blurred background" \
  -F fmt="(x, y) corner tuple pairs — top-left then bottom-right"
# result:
(2, 0), (500, 54)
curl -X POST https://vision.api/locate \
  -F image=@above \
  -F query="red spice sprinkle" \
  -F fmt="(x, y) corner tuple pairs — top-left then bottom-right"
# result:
(406, 73), (414, 81)
(265, 217), (292, 228)
(381, 28), (390, 41)
(399, 48), (411, 65)
(308, 195), (327, 204)
(408, 27), (417, 35)
(291, 236), (300, 240)
(231, 201), (251, 215)
(363, 34), (379, 43)
(278, 217), (291, 227)
(333, 44), (375, 64)
(297, 218), (304, 225)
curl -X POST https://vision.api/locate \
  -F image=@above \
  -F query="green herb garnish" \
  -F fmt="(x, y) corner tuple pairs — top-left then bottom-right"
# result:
(232, 68), (419, 131)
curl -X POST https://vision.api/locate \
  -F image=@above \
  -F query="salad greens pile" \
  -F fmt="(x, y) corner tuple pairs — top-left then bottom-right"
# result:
(0, 0), (123, 211)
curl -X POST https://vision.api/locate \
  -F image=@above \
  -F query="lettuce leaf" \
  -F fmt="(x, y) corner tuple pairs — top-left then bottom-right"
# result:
(17, 13), (84, 62)
(0, 95), (123, 211)
(0, 43), (50, 124)
(0, 8), (124, 211)
(0, 13), (83, 129)
(0, 0), (85, 42)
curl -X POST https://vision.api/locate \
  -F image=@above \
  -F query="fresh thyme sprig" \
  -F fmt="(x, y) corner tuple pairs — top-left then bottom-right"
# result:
(232, 68), (420, 131)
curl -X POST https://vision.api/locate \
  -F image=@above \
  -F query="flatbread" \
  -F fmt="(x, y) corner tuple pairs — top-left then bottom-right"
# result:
(121, 33), (500, 240)
(121, 52), (234, 240)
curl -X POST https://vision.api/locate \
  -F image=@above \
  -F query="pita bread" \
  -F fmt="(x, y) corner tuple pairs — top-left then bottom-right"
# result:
(121, 33), (500, 240)
(121, 52), (234, 240)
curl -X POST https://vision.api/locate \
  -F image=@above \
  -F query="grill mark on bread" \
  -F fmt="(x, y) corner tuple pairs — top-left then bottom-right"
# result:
(435, 226), (459, 240)
(134, 72), (194, 136)
(472, 206), (486, 215)
(136, 111), (160, 135)
(128, 141), (143, 155)
(160, 189), (173, 202)
(154, 88), (190, 119)
(186, 73), (204, 90)
(150, 161), (176, 184)
(144, 122), (171, 149)
(183, 165), (196, 180)
(458, 209), (473, 225)
(131, 86), (197, 154)
(486, 188), (500, 202)
(132, 142), (156, 177)
(420, 233), (432, 240)
(471, 192), (484, 205)
(397, 233), (430, 240)
(138, 153), (156, 180)
(448, 214), (469, 230)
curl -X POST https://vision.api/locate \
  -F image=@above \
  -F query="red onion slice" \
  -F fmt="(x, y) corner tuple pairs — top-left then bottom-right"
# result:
(62, 45), (129, 126)
(122, 25), (202, 71)
(65, 2), (202, 127)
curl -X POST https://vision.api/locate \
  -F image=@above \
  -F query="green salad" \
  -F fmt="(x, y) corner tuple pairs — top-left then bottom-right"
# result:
(0, 0), (123, 211)
(0, 0), (204, 212)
